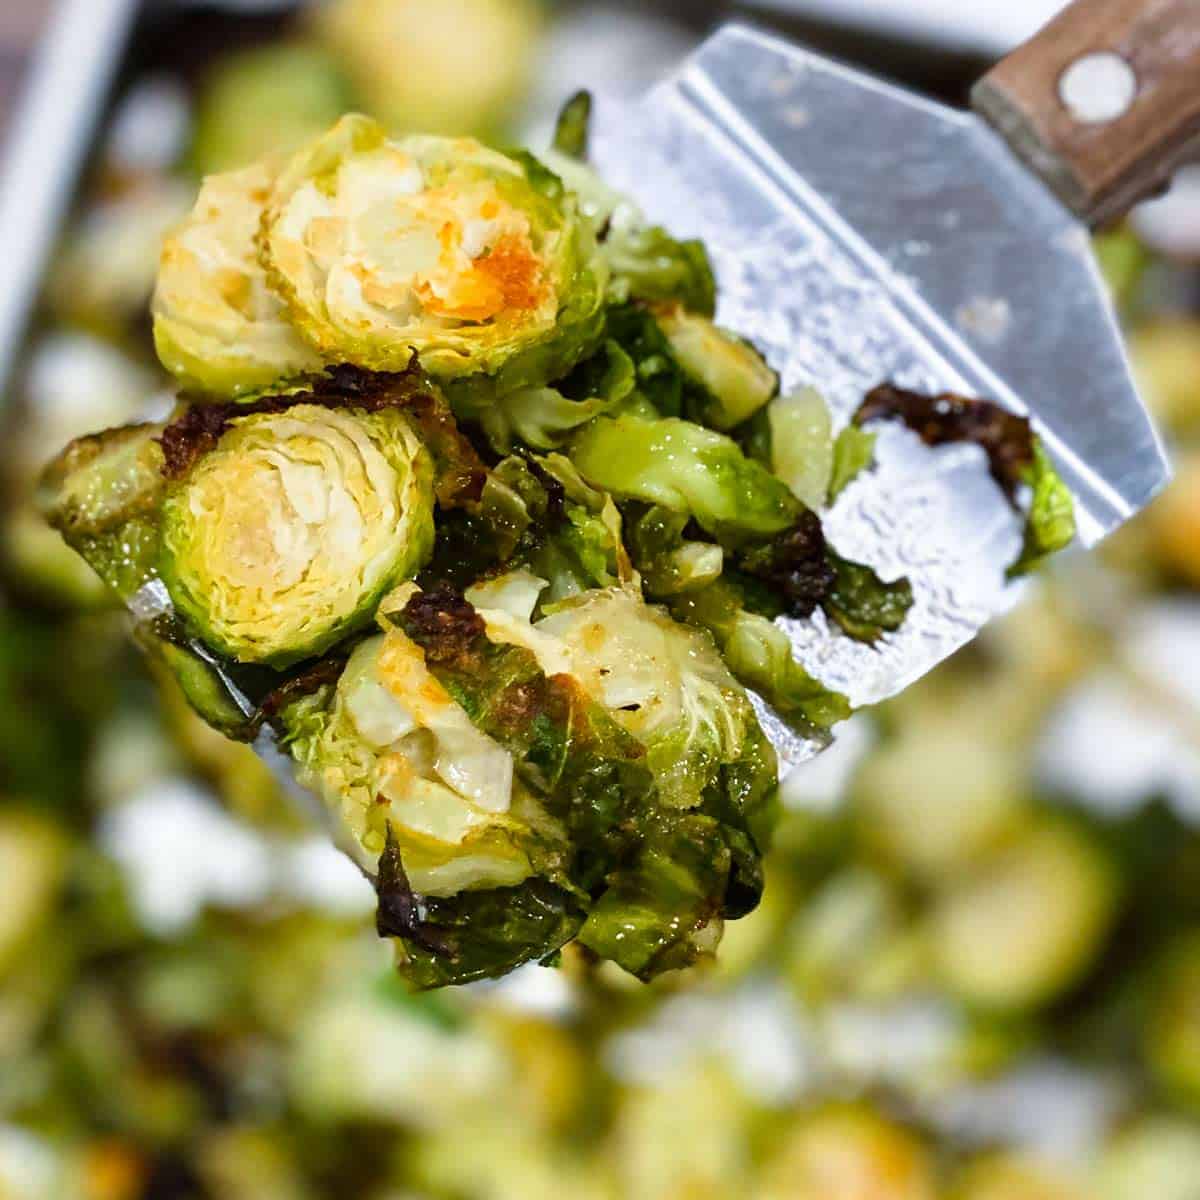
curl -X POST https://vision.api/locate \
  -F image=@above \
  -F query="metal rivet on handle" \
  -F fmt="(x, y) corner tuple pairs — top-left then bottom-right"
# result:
(1058, 52), (1138, 124)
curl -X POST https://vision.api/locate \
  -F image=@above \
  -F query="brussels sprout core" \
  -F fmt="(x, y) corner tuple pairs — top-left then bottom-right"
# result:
(263, 116), (605, 387)
(161, 403), (434, 667)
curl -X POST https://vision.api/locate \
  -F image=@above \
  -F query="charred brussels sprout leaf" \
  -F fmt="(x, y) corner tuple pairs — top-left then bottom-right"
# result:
(160, 402), (435, 667)
(578, 813), (731, 979)
(153, 162), (323, 399)
(262, 116), (607, 393)
(375, 837), (585, 990)
(855, 383), (1075, 576)
(855, 383), (1035, 500)
(824, 554), (914, 644)
(1009, 442), (1077, 576)
(569, 414), (802, 542)
(733, 513), (835, 620)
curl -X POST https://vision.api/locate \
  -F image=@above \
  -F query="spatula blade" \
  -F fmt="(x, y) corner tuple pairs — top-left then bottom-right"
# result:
(590, 24), (1169, 765)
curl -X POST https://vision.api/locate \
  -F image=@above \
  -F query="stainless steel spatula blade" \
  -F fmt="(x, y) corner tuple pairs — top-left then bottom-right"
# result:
(590, 23), (1171, 766)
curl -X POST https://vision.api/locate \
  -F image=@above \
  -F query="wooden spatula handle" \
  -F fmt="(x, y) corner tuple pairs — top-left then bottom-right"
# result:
(971, 0), (1200, 227)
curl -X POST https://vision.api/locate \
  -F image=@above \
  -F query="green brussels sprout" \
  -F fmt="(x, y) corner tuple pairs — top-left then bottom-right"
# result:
(45, 178), (193, 342)
(1143, 932), (1200, 1111)
(656, 305), (778, 431)
(261, 115), (607, 392)
(283, 580), (776, 986)
(1009, 441), (1077, 577)
(756, 1106), (938, 1200)
(153, 161), (323, 398)
(312, 0), (543, 139)
(39, 423), (167, 602)
(852, 718), (1028, 883)
(160, 403), (435, 667)
(928, 819), (1118, 1012)
(191, 43), (353, 177)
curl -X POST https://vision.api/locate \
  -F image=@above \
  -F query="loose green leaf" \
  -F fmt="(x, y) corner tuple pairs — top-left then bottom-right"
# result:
(552, 90), (592, 161)
(570, 414), (802, 542)
(1009, 441), (1077, 577)
(670, 580), (851, 736)
(823, 554), (914, 644)
(828, 425), (877, 502)
(604, 225), (717, 317)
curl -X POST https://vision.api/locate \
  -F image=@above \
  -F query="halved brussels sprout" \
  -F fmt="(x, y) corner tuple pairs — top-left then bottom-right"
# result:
(656, 306), (778, 431)
(928, 819), (1118, 1012)
(153, 161), (323, 398)
(160, 403), (435, 667)
(284, 579), (776, 985)
(191, 43), (352, 177)
(46, 178), (194, 342)
(312, 0), (543, 139)
(261, 115), (607, 391)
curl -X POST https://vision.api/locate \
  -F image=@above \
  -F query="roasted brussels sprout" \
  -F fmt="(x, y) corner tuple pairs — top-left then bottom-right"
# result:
(283, 581), (776, 985)
(153, 161), (322, 397)
(928, 819), (1118, 1011)
(191, 43), (352, 177)
(46, 179), (193, 342)
(261, 116), (607, 389)
(312, 0), (543, 139)
(655, 306), (778, 431)
(160, 402), (435, 666)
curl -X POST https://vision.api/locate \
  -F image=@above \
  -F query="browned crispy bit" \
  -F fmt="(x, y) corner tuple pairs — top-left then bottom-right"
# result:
(399, 583), (487, 669)
(855, 383), (1034, 501)
(159, 362), (486, 505)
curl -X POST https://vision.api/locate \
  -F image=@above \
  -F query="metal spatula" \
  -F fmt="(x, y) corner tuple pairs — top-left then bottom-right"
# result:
(588, 0), (1193, 765)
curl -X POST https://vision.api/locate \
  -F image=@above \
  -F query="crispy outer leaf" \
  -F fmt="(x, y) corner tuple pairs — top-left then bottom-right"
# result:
(670, 580), (851, 735)
(578, 812), (730, 980)
(823, 554), (914, 644)
(375, 835), (586, 989)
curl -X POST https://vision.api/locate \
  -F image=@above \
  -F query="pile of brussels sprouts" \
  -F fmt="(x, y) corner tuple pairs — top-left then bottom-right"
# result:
(38, 98), (1073, 987)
